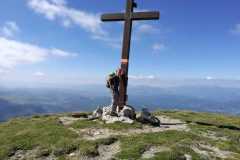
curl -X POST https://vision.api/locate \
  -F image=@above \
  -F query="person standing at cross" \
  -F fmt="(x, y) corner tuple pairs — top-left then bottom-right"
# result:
(106, 68), (124, 115)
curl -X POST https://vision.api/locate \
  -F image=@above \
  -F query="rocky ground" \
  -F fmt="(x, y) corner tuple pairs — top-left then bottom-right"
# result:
(0, 110), (240, 160)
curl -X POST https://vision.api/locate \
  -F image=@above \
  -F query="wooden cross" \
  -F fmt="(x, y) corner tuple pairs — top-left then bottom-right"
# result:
(101, 0), (160, 108)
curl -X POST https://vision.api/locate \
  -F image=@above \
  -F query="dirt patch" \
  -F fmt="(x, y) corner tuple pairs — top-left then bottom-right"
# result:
(67, 141), (120, 160)
(192, 143), (235, 159)
(156, 115), (185, 124)
(71, 120), (188, 141)
(141, 146), (171, 159)
(97, 141), (121, 160)
(59, 116), (87, 126)
(9, 148), (56, 160)
(70, 124), (188, 140)
(141, 146), (192, 160)
(200, 131), (228, 141)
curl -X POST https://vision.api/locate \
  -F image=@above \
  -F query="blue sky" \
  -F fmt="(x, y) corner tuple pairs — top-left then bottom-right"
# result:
(0, 0), (240, 87)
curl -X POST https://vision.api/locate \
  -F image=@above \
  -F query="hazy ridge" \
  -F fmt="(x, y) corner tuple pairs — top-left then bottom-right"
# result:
(1, 85), (240, 121)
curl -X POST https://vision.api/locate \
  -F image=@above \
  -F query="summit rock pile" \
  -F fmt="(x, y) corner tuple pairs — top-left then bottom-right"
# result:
(88, 105), (160, 126)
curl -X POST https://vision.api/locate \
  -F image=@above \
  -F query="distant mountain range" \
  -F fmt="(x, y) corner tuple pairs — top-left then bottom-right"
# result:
(0, 98), (46, 121)
(0, 85), (240, 121)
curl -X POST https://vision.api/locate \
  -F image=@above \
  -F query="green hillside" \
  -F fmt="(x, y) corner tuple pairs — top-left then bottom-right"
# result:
(0, 111), (240, 160)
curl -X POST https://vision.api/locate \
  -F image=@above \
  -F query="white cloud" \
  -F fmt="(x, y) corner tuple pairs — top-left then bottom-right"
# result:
(27, 0), (104, 35)
(129, 75), (156, 80)
(152, 43), (166, 52)
(136, 24), (159, 34)
(133, 23), (161, 41)
(0, 36), (77, 71)
(92, 35), (122, 49)
(50, 0), (66, 5)
(51, 48), (77, 57)
(0, 68), (9, 74)
(0, 21), (20, 38)
(33, 71), (46, 77)
(231, 24), (240, 35)
(205, 76), (214, 80)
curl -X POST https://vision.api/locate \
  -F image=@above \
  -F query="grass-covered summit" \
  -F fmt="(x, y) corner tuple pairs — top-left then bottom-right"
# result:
(0, 110), (240, 160)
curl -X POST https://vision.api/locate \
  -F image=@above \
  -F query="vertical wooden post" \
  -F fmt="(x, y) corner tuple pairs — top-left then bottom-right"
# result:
(101, 0), (160, 108)
(118, 0), (134, 108)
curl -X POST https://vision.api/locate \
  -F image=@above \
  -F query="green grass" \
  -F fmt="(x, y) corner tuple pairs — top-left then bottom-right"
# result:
(116, 130), (204, 160)
(1, 111), (240, 159)
(115, 111), (240, 159)
(0, 115), (118, 159)
(188, 123), (240, 154)
(155, 110), (240, 128)
(0, 116), (80, 159)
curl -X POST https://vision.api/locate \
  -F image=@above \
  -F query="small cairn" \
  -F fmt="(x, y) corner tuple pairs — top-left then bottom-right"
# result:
(87, 105), (160, 126)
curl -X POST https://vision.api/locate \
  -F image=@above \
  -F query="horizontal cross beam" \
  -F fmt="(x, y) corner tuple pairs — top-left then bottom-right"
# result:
(132, 11), (160, 20)
(101, 13), (125, 21)
(101, 11), (160, 22)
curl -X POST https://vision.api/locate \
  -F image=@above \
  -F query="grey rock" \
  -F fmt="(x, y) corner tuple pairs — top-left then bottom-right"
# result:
(102, 106), (112, 116)
(102, 115), (134, 124)
(88, 106), (103, 120)
(184, 154), (192, 160)
(93, 106), (103, 117)
(118, 105), (136, 120)
(137, 108), (160, 126)
(101, 105), (135, 124)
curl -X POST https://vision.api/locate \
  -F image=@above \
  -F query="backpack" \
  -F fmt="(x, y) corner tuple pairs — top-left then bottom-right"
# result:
(106, 73), (116, 89)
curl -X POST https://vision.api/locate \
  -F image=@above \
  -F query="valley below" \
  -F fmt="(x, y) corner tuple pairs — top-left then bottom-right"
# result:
(1, 85), (240, 122)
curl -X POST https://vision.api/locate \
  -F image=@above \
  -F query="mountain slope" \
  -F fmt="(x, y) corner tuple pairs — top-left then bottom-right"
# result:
(0, 110), (240, 160)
